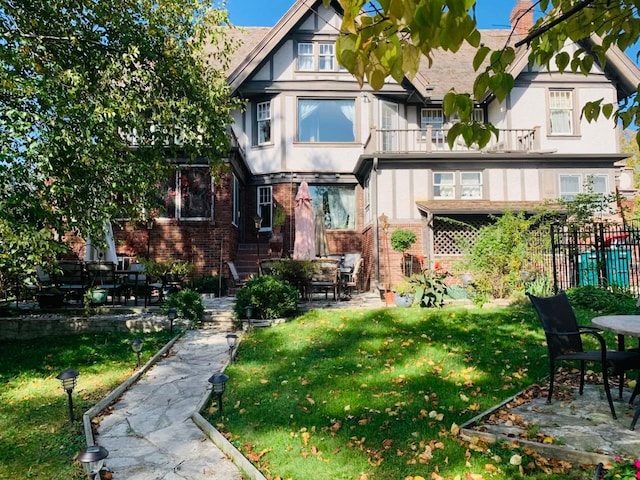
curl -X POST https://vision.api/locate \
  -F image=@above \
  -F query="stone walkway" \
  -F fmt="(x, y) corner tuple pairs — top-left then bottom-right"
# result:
(96, 324), (243, 480)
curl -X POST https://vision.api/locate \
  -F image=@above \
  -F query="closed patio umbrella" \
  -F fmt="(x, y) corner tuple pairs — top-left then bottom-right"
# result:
(293, 181), (316, 260)
(315, 206), (329, 258)
(84, 223), (118, 264)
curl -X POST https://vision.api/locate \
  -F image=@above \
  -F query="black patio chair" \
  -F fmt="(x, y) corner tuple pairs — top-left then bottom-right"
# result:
(527, 291), (640, 419)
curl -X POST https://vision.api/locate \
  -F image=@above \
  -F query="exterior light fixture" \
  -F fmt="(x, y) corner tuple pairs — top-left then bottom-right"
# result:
(226, 333), (238, 357)
(167, 307), (178, 334)
(208, 372), (229, 415)
(244, 305), (254, 330)
(253, 215), (263, 264)
(56, 369), (79, 422)
(131, 338), (143, 368)
(77, 445), (109, 480)
(378, 213), (389, 231)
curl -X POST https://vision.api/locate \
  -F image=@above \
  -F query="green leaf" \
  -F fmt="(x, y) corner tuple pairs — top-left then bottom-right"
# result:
(555, 51), (570, 72)
(473, 46), (490, 71)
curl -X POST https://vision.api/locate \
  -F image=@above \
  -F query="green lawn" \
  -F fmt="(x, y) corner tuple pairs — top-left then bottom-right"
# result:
(0, 330), (174, 479)
(213, 303), (601, 480)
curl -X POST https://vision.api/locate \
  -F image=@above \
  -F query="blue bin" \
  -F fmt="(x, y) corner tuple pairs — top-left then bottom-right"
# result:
(578, 251), (598, 286)
(605, 246), (630, 287)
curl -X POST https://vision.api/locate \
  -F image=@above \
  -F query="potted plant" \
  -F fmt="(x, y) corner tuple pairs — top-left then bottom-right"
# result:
(393, 280), (415, 307)
(269, 203), (286, 256)
(86, 287), (108, 305)
(390, 228), (417, 276)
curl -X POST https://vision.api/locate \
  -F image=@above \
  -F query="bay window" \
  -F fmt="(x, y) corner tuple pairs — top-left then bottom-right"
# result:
(298, 99), (355, 143)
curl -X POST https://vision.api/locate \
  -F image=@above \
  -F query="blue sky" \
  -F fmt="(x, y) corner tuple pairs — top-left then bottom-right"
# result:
(226, 0), (527, 29)
(225, 0), (639, 65)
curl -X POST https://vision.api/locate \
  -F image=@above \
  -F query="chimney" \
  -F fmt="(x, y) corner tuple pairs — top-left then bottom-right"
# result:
(510, 0), (534, 37)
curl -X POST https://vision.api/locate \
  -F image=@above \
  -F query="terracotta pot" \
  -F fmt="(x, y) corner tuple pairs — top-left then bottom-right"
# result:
(384, 291), (395, 306)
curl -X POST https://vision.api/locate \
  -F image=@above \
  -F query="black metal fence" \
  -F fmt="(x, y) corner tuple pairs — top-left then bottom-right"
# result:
(534, 222), (640, 293)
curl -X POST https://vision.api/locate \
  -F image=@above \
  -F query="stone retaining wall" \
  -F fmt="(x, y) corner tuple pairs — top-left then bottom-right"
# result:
(0, 313), (173, 340)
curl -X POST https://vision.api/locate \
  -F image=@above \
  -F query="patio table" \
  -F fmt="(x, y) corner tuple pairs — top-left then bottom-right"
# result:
(591, 315), (640, 430)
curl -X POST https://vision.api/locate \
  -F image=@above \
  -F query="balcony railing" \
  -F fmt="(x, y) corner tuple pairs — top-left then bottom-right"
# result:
(365, 126), (541, 154)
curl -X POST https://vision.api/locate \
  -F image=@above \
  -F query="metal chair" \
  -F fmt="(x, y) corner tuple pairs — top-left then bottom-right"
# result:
(527, 291), (640, 419)
(86, 261), (122, 305)
(343, 257), (364, 298)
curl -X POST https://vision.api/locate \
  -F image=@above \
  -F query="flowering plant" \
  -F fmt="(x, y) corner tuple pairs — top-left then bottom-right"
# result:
(602, 457), (640, 479)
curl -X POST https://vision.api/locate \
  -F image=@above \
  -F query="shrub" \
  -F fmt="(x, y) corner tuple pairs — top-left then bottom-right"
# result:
(269, 258), (315, 292)
(391, 229), (417, 276)
(390, 229), (417, 253)
(163, 289), (204, 323)
(192, 275), (227, 296)
(234, 275), (299, 320)
(566, 286), (638, 314)
(457, 210), (536, 299)
(407, 270), (447, 308)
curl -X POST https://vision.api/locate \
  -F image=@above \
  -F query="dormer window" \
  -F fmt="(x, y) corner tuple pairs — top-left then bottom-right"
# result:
(296, 40), (343, 72)
(318, 43), (334, 70)
(298, 43), (314, 71)
(549, 89), (574, 135)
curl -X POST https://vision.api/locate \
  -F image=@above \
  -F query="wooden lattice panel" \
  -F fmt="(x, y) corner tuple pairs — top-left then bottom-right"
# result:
(433, 215), (491, 255)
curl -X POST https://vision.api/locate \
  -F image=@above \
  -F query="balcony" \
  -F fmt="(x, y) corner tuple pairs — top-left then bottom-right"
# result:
(364, 126), (541, 155)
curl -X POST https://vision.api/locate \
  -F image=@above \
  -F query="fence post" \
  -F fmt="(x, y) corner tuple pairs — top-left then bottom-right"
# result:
(595, 222), (606, 288)
(550, 224), (559, 294)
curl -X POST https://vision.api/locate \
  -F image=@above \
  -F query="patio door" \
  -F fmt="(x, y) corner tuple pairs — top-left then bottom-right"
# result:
(380, 101), (399, 152)
(257, 186), (272, 231)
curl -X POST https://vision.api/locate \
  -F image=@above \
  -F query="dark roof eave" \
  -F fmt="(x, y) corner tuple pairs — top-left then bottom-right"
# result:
(353, 152), (627, 183)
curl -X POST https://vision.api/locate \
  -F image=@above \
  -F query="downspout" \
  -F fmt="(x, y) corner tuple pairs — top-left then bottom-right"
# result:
(372, 157), (380, 290)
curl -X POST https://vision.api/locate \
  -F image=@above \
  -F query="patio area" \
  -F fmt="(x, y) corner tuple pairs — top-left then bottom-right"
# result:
(462, 370), (640, 466)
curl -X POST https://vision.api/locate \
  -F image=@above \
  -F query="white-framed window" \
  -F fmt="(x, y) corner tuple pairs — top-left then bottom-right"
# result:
(420, 108), (444, 143)
(309, 185), (356, 230)
(297, 42), (314, 71)
(256, 101), (271, 145)
(433, 171), (483, 199)
(297, 41), (342, 72)
(549, 89), (574, 135)
(433, 172), (455, 198)
(158, 166), (213, 220)
(559, 174), (608, 201)
(460, 172), (483, 198)
(232, 174), (240, 226)
(298, 98), (356, 142)
(318, 43), (335, 71)
(257, 186), (273, 230)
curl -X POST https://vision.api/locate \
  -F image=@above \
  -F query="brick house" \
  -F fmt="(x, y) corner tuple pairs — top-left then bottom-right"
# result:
(112, 0), (640, 292)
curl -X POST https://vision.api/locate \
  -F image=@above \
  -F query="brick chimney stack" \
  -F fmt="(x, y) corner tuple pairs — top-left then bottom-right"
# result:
(510, 0), (534, 37)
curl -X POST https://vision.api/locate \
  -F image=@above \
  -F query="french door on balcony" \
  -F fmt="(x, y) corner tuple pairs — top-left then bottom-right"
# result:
(380, 101), (399, 152)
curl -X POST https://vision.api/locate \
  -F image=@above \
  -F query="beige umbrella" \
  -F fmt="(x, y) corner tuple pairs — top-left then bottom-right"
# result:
(314, 206), (329, 257)
(293, 181), (316, 259)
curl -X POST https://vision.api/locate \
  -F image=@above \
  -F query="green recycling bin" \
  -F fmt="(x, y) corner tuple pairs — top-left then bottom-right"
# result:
(605, 246), (630, 288)
(578, 251), (598, 286)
